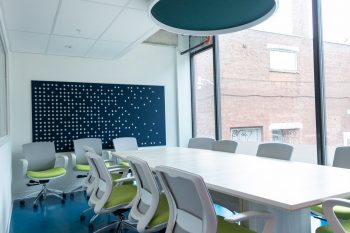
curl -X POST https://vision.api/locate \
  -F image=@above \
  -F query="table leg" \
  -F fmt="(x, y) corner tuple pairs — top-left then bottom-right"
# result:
(246, 201), (311, 233)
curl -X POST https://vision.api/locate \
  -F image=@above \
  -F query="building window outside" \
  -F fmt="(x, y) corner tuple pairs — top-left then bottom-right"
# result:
(272, 129), (300, 144)
(269, 44), (298, 73)
(231, 127), (262, 143)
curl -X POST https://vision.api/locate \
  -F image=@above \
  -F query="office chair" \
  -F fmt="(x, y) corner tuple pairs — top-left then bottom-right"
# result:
(212, 140), (238, 153)
(87, 152), (137, 232)
(316, 198), (350, 233)
(19, 142), (68, 208)
(256, 142), (293, 160)
(111, 137), (138, 166)
(71, 138), (112, 194)
(79, 148), (129, 224)
(312, 146), (350, 220)
(121, 156), (169, 233)
(155, 165), (276, 233)
(188, 137), (215, 150)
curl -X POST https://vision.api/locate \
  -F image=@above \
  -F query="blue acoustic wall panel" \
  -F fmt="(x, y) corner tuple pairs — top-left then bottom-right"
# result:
(31, 80), (166, 152)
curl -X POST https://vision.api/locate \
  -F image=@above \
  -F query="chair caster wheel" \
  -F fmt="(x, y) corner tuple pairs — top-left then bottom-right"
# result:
(80, 215), (85, 221)
(33, 204), (38, 209)
(62, 193), (67, 199)
(88, 223), (94, 231)
(19, 200), (25, 207)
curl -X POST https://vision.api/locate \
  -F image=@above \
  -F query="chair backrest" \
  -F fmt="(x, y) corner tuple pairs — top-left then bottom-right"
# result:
(23, 142), (56, 171)
(188, 137), (215, 150)
(155, 166), (217, 233)
(73, 138), (102, 165)
(127, 156), (162, 231)
(256, 143), (293, 161)
(87, 152), (113, 213)
(212, 140), (238, 153)
(85, 151), (99, 196)
(332, 146), (350, 169)
(113, 137), (138, 151)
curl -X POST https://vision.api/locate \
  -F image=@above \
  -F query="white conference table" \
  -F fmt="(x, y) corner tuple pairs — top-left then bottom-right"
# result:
(112, 147), (350, 233)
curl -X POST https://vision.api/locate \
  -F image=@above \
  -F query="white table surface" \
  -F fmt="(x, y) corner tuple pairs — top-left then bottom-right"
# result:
(112, 147), (350, 211)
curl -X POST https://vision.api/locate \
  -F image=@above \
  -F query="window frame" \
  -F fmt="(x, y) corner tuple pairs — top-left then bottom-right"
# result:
(0, 22), (9, 145)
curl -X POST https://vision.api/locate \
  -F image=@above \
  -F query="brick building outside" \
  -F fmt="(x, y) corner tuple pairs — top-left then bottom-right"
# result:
(193, 0), (350, 148)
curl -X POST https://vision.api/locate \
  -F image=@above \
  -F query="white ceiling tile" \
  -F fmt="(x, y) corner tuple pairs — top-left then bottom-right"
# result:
(3, 0), (59, 33)
(8, 31), (50, 53)
(83, 0), (129, 7)
(86, 40), (129, 59)
(54, 0), (123, 39)
(101, 9), (155, 42)
(47, 35), (95, 56)
(127, 0), (149, 10)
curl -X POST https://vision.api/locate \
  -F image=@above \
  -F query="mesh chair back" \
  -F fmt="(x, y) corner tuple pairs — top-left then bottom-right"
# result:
(23, 142), (56, 171)
(333, 146), (350, 169)
(127, 156), (161, 227)
(155, 166), (217, 233)
(256, 143), (293, 161)
(85, 152), (99, 196)
(188, 138), (215, 150)
(74, 138), (102, 165)
(212, 140), (238, 153)
(87, 152), (113, 212)
(113, 137), (138, 151)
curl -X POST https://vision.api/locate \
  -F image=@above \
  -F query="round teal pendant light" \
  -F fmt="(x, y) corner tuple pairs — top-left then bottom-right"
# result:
(149, 0), (278, 35)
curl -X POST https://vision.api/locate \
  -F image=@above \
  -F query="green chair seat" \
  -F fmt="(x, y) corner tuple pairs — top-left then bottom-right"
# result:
(111, 173), (123, 180)
(148, 193), (169, 228)
(75, 162), (111, 172)
(104, 184), (137, 209)
(217, 216), (256, 233)
(27, 167), (66, 179)
(316, 220), (350, 233)
(119, 161), (129, 167)
(312, 204), (350, 220)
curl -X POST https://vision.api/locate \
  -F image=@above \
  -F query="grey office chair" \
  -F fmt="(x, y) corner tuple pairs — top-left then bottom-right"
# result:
(87, 152), (136, 232)
(256, 143), (293, 160)
(155, 166), (276, 233)
(71, 138), (112, 193)
(20, 142), (68, 208)
(312, 146), (350, 220)
(112, 137), (138, 166)
(316, 198), (350, 233)
(123, 156), (169, 233)
(212, 140), (238, 153)
(188, 137), (215, 150)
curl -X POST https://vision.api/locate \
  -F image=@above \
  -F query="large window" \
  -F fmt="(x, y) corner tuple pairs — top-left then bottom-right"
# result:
(0, 32), (7, 138)
(191, 0), (319, 163)
(322, 0), (350, 164)
(191, 48), (215, 138)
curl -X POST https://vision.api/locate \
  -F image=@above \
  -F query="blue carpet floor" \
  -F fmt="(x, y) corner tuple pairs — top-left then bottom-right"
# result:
(10, 191), (327, 233)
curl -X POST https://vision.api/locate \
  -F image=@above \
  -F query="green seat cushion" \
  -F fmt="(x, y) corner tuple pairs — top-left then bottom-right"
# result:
(148, 193), (169, 228)
(104, 184), (137, 209)
(316, 220), (350, 233)
(217, 216), (256, 233)
(111, 173), (123, 180)
(119, 161), (129, 167)
(312, 204), (350, 219)
(75, 162), (111, 172)
(27, 167), (66, 179)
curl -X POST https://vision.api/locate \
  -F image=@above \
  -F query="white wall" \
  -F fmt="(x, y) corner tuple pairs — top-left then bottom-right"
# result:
(10, 43), (181, 198)
(0, 138), (12, 233)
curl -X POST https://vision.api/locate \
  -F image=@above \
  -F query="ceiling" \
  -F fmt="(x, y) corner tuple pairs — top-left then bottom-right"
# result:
(0, 0), (159, 59)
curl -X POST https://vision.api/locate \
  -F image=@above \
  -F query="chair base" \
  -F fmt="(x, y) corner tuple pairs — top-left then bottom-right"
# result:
(21, 184), (65, 208)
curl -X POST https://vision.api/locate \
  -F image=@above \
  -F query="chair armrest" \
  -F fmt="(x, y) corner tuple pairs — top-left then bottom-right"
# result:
(55, 154), (69, 169)
(20, 159), (28, 177)
(323, 198), (350, 233)
(71, 153), (77, 167)
(225, 211), (276, 233)
(113, 177), (135, 186)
